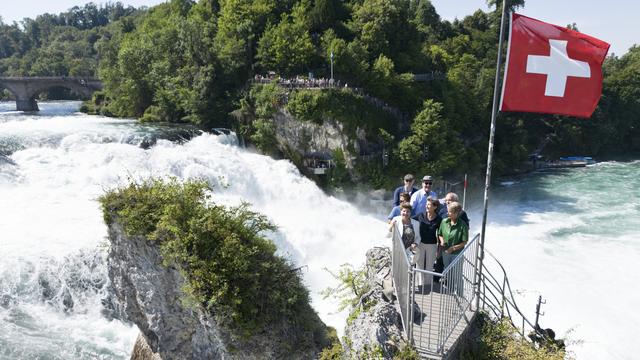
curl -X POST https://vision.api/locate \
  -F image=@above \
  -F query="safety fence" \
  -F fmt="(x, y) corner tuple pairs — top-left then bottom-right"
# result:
(478, 249), (547, 339)
(412, 234), (479, 355)
(391, 228), (480, 357)
(391, 227), (544, 358)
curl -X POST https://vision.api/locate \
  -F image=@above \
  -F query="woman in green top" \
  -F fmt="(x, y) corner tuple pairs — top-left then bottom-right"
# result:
(437, 201), (469, 268)
(437, 201), (468, 297)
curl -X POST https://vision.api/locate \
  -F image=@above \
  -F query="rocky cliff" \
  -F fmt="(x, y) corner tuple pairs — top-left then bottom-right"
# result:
(342, 247), (412, 358)
(105, 218), (329, 360)
(273, 109), (358, 167)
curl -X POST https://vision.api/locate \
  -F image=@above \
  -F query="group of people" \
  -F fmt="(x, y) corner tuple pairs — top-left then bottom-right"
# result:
(251, 74), (344, 89)
(386, 174), (469, 291)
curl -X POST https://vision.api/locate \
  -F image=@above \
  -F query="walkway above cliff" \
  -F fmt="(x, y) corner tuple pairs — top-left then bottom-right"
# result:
(248, 77), (411, 133)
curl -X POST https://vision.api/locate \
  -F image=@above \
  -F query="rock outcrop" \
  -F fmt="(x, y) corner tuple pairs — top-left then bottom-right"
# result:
(106, 218), (329, 360)
(272, 109), (377, 170)
(343, 247), (409, 358)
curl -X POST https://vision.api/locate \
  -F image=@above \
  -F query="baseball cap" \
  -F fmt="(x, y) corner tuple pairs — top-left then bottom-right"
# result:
(403, 174), (414, 181)
(422, 175), (434, 182)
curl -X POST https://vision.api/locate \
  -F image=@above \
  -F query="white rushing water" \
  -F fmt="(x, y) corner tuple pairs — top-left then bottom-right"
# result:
(0, 102), (387, 358)
(476, 163), (640, 360)
(2, 101), (638, 359)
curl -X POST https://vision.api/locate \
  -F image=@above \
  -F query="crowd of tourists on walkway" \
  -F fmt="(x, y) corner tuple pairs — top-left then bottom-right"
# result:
(250, 73), (408, 123)
(386, 173), (469, 290)
(251, 74), (344, 89)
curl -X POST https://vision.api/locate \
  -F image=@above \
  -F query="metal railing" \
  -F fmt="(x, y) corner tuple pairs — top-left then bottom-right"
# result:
(391, 228), (480, 357)
(478, 249), (546, 339)
(391, 228), (544, 358)
(391, 226), (414, 340)
(414, 234), (479, 355)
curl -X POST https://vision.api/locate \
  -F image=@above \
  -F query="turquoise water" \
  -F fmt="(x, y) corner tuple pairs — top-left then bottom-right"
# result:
(482, 162), (640, 359)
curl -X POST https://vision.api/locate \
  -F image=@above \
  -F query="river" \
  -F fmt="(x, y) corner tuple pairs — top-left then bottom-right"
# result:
(1, 101), (638, 359)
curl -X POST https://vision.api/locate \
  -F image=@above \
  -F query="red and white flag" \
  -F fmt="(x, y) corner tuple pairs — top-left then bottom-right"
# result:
(500, 13), (610, 118)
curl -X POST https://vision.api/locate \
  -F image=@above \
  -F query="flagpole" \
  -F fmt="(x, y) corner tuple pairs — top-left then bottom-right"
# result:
(475, 0), (508, 311)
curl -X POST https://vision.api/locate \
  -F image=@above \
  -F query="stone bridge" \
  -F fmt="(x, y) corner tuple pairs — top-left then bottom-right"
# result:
(0, 76), (103, 111)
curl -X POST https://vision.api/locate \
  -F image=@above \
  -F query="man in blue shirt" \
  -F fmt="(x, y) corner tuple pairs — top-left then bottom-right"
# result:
(392, 174), (418, 206)
(410, 175), (438, 216)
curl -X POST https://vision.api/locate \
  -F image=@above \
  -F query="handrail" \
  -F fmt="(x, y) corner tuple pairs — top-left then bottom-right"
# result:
(390, 225), (543, 357)
(390, 225), (414, 342)
(480, 249), (546, 339)
(391, 230), (480, 356)
(442, 233), (480, 274)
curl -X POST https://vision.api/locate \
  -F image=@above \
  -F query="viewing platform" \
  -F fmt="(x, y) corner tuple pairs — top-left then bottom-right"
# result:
(390, 229), (547, 358)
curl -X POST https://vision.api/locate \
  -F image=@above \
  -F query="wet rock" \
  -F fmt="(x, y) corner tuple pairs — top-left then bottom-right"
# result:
(38, 274), (55, 300)
(343, 247), (408, 358)
(101, 292), (127, 321)
(107, 222), (226, 360)
(1, 294), (15, 308)
(61, 287), (74, 312)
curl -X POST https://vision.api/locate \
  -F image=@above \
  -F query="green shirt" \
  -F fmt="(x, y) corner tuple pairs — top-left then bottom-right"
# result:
(437, 218), (469, 254)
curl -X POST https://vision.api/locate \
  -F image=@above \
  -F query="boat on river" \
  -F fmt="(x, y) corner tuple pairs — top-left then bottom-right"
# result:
(530, 154), (596, 169)
(559, 156), (596, 165)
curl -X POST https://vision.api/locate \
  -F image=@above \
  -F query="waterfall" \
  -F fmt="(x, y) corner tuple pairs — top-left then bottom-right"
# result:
(0, 102), (387, 358)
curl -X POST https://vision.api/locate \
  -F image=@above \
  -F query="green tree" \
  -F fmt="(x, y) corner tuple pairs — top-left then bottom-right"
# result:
(397, 99), (466, 175)
(256, 1), (314, 76)
(215, 0), (275, 79)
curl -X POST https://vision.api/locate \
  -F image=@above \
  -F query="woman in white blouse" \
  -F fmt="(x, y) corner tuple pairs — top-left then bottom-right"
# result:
(388, 203), (421, 262)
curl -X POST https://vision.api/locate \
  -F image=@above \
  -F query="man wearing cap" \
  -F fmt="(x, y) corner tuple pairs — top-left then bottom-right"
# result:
(392, 174), (418, 206)
(409, 175), (438, 216)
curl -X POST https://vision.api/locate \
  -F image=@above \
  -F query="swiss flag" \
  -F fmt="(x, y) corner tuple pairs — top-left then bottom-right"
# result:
(500, 13), (610, 118)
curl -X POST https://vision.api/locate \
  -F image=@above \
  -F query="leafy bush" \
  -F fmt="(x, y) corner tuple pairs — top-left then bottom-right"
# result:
(139, 104), (163, 122)
(460, 313), (568, 360)
(100, 179), (311, 332)
(286, 88), (396, 137)
(318, 327), (344, 360)
(250, 118), (278, 154)
(250, 83), (285, 118)
(321, 263), (370, 314)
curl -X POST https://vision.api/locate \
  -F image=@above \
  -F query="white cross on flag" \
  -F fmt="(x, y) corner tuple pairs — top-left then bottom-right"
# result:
(500, 13), (610, 118)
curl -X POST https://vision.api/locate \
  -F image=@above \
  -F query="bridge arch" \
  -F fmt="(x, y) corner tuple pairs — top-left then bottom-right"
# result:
(0, 77), (103, 111)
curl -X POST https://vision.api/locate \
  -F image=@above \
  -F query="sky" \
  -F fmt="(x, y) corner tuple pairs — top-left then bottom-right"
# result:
(431, 0), (638, 56)
(0, 0), (168, 24)
(1, 0), (637, 56)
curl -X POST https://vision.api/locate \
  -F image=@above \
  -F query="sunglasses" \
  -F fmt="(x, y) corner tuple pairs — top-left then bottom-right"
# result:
(423, 181), (433, 185)
(404, 179), (413, 182)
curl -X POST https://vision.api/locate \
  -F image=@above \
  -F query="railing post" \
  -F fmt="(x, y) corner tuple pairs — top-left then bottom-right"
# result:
(501, 277), (507, 317)
(408, 266), (414, 343)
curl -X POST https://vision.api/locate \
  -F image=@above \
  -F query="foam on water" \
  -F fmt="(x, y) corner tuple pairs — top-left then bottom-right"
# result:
(480, 164), (640, 360)
(0, 102), (388, 358)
